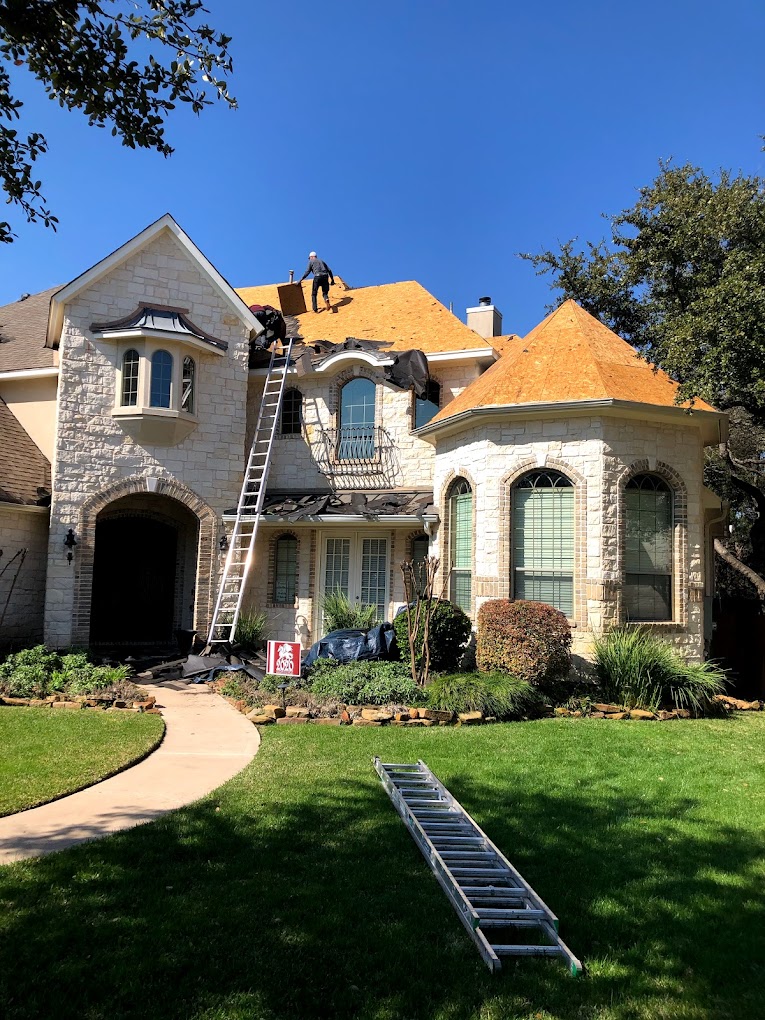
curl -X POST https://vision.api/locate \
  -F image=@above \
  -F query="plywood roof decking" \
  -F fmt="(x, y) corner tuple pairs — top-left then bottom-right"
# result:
(236, 279), (493, 355)
(0, 398), (51, 504)
(0, 287), (59, 373)
(428, 300), (718, 424)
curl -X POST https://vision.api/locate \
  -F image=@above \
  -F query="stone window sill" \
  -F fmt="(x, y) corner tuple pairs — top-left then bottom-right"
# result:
(112, 406), (198, 445)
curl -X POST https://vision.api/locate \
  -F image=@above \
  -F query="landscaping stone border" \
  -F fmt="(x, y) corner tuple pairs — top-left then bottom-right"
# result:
(215, 689), (764, 728)
(0, 694), (161, 714)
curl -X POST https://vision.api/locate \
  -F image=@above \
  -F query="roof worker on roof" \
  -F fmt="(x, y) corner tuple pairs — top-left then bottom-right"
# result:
(298, 251), (336, 313)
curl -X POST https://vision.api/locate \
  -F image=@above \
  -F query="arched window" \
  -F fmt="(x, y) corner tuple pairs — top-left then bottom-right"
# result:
(338, 378), (375, 459)
(280, 388), (302, 435)
(415, 380), (440, 429)
(448, 478), (473, 613)
(625, 474), (672, 621)
(274, 534), (298, 603)
(181, 356), (195, 414)
(150, 350), (173, 408)
(121, 349), (140, 407)
(512, 470), (574, 616)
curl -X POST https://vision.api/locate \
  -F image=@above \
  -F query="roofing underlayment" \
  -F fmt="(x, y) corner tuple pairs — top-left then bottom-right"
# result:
(0, 287), (59, 373)
(427, 299), (719, 425)
(0, 398), (50, 504)
(237, 279), (494, 355)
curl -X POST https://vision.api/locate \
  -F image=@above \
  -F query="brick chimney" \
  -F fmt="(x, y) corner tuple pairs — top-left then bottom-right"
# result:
(466, 296), (503, 338)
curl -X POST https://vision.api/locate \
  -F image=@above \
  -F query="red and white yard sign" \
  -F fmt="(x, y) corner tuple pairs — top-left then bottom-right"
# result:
(266, 640), (302, 677)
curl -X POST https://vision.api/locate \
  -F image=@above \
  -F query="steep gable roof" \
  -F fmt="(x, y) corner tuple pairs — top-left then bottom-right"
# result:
(427, 299), (718, 425)
(0, 398), (50, 505)
(236, 279), (495, 355)
(0, 287), (59, 373)
(46, 214), (263, 348)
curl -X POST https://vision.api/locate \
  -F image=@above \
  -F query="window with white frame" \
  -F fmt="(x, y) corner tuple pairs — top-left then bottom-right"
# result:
(338, 378), (375, 459)
(181, 356), (196, 414)
(512, 470), (574, 617)
(624, 473), (673, 621)
(150, 350), (173, 408)
(121, 349), (140, 407)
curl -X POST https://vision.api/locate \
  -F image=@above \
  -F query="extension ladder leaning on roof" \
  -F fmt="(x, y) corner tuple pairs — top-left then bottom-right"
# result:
(206, 336), (295, 647)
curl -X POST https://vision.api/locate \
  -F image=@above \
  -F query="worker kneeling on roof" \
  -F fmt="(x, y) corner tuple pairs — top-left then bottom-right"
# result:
(299, 251), (336, 313)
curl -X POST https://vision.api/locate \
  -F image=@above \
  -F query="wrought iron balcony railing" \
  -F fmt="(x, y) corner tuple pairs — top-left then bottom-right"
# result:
(310, 425), (394, 476)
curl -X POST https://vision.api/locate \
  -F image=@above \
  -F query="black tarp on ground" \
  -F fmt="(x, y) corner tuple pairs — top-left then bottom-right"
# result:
(302, 623), (397, 672)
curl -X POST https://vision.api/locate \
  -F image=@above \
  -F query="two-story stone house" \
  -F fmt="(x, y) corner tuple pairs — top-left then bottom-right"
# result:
(0, 215), (727, 660)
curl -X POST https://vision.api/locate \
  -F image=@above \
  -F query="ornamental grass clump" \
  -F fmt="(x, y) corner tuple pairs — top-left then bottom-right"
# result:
(592, 626), (728, 715)
(426, 671), (540, 719)
(320, 589), (378, 633)
(476, 600), (572, 691)
(234, 609), (269, 650)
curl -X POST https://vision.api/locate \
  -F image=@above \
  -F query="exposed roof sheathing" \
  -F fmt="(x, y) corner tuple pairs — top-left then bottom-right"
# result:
(0, 287), (59, 372)
(237, 279), (493, 355)
(0, 398), (51, 504)
(429, 300), (718, 424)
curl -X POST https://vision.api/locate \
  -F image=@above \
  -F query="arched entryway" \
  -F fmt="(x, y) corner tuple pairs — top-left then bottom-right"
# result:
(89, 493), (199, 649)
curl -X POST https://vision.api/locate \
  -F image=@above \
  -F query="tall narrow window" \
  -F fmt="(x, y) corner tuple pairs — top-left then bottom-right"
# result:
(415, 380), (440, 429)
(625, 474), (672, 621)
(448, 478), (473, 613)
(150, 350), (173, 408)
(280, 388), (302, 435)
(274, 534), (298, 603)
(512, 470), (574, 616)
(338, 378), (375, 460)
(181, 356), (195, 414)
(121, 349), (139, 407)
(405, 534), (430, 600)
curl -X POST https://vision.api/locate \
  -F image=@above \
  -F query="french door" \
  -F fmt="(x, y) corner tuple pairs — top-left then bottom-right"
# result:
(321, 532), (390, 625)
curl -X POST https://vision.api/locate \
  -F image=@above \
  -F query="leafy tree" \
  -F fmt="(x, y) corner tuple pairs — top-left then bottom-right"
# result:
(0, 0), (235, 243)
(522, 159), (765, 600)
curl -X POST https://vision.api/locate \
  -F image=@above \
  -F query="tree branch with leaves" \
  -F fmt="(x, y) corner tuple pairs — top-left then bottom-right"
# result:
(0, 0), (236, 243)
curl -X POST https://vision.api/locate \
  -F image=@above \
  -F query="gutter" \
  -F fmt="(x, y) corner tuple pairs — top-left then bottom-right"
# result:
(0, 367), (59, 381)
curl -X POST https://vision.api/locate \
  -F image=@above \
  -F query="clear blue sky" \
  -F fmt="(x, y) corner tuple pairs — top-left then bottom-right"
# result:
(1, 0), (763, 335)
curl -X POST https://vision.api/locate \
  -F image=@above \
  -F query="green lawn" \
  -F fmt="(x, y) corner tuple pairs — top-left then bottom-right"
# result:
(0, 707), (165, 816)
(1, 716), (763, 1020)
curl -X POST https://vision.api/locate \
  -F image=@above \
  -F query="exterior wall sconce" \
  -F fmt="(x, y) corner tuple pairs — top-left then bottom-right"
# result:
(219, 533), (229, 552)
(64, 528), (77, 564)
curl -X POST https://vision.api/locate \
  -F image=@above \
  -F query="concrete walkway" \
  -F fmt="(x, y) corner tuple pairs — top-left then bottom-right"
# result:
(0, 681), (260, 865)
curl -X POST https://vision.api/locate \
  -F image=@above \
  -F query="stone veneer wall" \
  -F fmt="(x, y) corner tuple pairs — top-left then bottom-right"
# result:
(246, 360), (482, 492)
(0, 505), (49, 646)
(44, 231), (251, 648)
(431, 414), (708, 661)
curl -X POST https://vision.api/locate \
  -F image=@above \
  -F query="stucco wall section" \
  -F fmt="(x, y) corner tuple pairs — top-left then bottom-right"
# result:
(432, 413), (707, 661)
(0, 376), (58, 461)
(0, 506), (49, 645)
(44, 231), (252, 647)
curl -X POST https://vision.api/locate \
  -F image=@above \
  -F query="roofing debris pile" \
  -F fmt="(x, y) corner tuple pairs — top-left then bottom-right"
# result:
(229, 490), (435, 521)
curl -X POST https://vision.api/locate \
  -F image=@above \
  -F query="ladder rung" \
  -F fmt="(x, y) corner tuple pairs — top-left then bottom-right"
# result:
(477, 908), (546, 921)
(491, 945), (563, 958)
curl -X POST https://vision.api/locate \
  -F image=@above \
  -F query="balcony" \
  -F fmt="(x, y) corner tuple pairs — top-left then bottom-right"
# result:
(309, 425), (396, 479)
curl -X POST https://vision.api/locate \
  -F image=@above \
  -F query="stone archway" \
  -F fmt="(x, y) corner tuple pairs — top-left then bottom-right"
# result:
(71, 476), (217, 647)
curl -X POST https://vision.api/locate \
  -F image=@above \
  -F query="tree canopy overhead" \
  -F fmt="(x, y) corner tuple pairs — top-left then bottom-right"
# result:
(0, 0), (235, 243)
(522, 161), (765, 419)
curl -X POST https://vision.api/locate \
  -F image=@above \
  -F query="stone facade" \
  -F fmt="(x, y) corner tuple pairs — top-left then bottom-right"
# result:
(0, 505), (49, 646)
(431, 413), (708, 660)
(44, 230), (252, 647)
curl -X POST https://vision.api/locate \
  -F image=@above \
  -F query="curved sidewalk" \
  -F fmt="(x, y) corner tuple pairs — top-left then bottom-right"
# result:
(0, 681), (260, 866)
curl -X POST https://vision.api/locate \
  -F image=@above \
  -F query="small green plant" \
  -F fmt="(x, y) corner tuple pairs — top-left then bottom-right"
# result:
(476, 600), (572, 690)
(393, 600), (472, 674)
(64, 664), (133, 696)
(426, 672), (540, 718)
(320, 588), (378, 633)
(592, 626), (728, 714)
(307, 659), (423, 706)
(234, 609), (269, 650)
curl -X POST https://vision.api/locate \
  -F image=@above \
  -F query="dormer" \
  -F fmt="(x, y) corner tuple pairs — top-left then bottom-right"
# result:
(92, 304), (228, 445)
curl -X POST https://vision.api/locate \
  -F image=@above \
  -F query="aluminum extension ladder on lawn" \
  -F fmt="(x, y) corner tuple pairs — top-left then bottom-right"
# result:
(206, 336), (295, 646)
(374, 758), (582, 975)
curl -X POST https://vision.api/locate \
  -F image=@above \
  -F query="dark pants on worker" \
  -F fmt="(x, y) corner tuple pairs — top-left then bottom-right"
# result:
(312, 274), (330, 311)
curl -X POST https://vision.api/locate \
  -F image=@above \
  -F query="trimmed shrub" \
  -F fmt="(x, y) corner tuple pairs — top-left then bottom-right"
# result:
(0, 646), (133, 699)
(593, 626), (728, 715)
(426, 672), (540, 718)
(307, 659), (423, 706)
(393, 600), (472, 672)
(321, 588), (378, 633)
(476, 600), (572, 689)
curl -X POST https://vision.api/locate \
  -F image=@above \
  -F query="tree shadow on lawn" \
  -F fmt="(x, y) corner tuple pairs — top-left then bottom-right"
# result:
(0, 762), (763, 1020)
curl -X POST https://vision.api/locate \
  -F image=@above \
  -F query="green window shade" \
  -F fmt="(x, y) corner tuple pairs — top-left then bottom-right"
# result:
(449, 484), (472, 613)
(274, 536), (297, 603)
(624, 476), (672, 621)
(513, 474), (574, 617)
